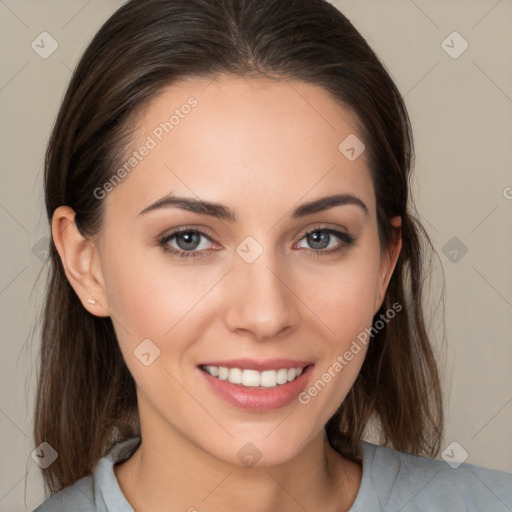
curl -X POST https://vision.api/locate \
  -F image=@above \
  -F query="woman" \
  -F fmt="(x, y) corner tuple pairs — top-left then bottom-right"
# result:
(32, 0), (512, 510)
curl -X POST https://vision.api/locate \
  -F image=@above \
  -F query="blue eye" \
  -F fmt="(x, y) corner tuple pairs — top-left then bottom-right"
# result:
(158, 226), (356, 259)
(297, 227), (356, 257)
(159, 228), (215, 258)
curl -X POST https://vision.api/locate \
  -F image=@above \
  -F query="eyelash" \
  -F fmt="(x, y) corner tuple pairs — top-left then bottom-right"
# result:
(158, 225), (356, 259)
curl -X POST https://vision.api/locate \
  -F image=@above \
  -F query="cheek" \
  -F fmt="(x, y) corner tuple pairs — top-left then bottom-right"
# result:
(101, 241), (227, 353)
(298, 252), (382, 340)
(293, 249), (380, 406)
(296, 265), (378, 412)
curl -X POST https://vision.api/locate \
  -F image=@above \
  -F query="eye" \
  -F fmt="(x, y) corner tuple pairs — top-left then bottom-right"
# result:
(296, 227), (356, 257)
(158, 228), (217, 258)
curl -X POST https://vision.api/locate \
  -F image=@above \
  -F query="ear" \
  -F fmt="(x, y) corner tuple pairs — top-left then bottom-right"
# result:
(51, 206), (110, 317)
(374, 215), (402, 314)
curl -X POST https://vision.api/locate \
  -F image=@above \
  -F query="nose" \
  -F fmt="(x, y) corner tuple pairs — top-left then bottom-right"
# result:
(224, 248), (301, 340)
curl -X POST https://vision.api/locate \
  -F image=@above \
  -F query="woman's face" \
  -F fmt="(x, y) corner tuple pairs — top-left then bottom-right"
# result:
(88, 75), (401, 466)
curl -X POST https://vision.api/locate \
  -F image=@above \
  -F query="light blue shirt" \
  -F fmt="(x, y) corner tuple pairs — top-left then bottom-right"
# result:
(32, 436), (512, 511)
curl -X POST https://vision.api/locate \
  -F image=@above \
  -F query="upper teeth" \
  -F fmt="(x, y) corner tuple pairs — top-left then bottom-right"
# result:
(203, 366), (304, 388)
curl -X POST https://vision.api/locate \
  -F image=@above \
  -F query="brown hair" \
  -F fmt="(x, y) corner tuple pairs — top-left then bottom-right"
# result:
(34, 0), (444, 495)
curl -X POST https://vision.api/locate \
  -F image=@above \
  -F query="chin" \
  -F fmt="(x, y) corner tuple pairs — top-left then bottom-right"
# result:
(201, 426), (318, 468)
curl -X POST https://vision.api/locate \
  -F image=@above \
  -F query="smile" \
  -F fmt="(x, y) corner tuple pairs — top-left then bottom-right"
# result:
(201, 365), (305, 388)
(197, 359), (315, 411)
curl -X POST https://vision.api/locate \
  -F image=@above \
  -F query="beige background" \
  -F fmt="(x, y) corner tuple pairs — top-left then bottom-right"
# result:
(1, 0), (511, 510)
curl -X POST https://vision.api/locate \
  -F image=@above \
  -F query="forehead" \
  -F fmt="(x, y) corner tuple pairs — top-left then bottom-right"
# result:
(104, 74), (375, 222)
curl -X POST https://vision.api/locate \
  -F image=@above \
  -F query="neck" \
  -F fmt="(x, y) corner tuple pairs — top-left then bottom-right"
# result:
(114, 401), (361, 511)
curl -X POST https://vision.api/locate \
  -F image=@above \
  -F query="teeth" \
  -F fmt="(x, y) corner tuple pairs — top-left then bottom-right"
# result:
(287, 368), (297, 382)
(203, 365), (306, 388)
(243, 369), (261, 387)
(276, 368), (288, 385)
(229, 367), (242, 384)
(260, 370), (275, 387)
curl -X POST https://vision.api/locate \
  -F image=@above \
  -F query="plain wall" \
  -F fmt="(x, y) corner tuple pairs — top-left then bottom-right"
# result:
(0, 1), (511, 510)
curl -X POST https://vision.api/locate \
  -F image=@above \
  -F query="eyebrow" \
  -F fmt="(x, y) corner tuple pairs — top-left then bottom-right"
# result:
(138, 192), (368, 221)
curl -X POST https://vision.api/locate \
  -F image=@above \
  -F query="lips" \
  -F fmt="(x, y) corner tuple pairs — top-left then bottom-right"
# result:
(197, 358), (314, 411)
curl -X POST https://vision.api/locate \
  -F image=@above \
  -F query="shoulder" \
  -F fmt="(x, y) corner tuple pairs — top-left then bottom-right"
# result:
(31, 475), (96, 512)
(32, 436), (140, 512)
(353, 441), (512, 511)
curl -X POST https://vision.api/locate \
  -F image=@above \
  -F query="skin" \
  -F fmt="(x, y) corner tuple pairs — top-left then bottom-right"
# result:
(52, 74), (401, 511)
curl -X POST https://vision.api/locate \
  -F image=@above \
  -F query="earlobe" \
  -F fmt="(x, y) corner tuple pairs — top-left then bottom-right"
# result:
(51, 206), (110, 317)
(374, 216), (402, 314)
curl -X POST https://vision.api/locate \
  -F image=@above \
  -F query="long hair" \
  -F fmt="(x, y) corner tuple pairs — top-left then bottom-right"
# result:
(34, 0), (444, 495)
